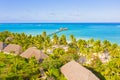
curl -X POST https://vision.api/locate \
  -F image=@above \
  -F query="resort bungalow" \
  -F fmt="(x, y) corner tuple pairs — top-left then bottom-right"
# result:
(99, 51), (110, 63)
(5, 37), (13, 42)
(0, 42), (7, 52)
(3, 44), (22, 55)
(60, 61), (100, 80)
(52, 45), (69, 51)
(46, 45), (69, 54)
(20, 47), (48, 62)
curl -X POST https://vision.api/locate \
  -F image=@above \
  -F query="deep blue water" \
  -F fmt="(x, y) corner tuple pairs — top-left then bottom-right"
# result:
(0, 23), (120, 44)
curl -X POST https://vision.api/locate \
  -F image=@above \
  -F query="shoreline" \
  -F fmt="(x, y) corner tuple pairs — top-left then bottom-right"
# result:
(0, 31), (119, 45)
(0, 23), (120, 44)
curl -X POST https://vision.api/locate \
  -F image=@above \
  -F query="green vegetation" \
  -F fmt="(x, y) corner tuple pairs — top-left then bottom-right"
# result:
(0, 31), (120, 80)
(0, 52), (40, 80)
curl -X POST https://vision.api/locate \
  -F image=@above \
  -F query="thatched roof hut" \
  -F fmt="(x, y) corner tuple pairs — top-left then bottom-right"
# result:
(60, 61), (100, 80)
(99, 52), (110, 63)
(5, 37), (13, 42)
(52, 45), (68, 51)
(20, 47), (48, 61)
(0, 42), (7, 51)
(3, 44), (22, 55)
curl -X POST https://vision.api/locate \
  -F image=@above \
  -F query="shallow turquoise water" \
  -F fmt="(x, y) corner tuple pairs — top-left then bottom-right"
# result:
(0, 23), (120, 44)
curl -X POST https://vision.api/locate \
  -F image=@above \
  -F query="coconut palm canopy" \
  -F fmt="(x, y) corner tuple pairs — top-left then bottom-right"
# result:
(20, 47), (48, 61)
(61, 60), (100, 80)
(3, 44), (22, 55)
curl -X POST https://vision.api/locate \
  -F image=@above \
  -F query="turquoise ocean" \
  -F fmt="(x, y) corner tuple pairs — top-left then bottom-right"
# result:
(0, 23), (120, 44)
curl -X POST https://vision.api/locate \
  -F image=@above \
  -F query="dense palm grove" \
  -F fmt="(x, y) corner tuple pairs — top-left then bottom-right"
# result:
(0, 31), (120, 80)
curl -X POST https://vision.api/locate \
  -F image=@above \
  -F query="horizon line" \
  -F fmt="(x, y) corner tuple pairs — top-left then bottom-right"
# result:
(0, 22), (120, 24)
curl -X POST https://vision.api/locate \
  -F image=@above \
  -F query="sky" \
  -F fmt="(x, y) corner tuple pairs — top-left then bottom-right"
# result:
(0, 0), (120, 23)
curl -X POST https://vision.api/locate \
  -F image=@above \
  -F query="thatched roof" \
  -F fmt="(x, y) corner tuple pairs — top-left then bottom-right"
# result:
(99, 52), (110, 63)
(20, 47), (48, 61)
(5, 37), (13, 42)
(3, 44), (22, 55)
(52, 45), (68, 51)
(60, 61), (100, 80)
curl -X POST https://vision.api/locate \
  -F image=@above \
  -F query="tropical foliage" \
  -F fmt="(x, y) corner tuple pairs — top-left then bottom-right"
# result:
(0, 52), (40, 80)
(0, 31), (120, 80)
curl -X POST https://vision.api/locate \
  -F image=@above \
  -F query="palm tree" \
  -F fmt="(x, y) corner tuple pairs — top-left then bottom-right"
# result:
(70, 34), (76, 43)
(59, 35), (67, 45)
(93, 40), (101, 53)
(42, 31), (47, 40)
(103, 40), (111, 48)
(53, 34), (59, 45)
(87, 38), (94, 46)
